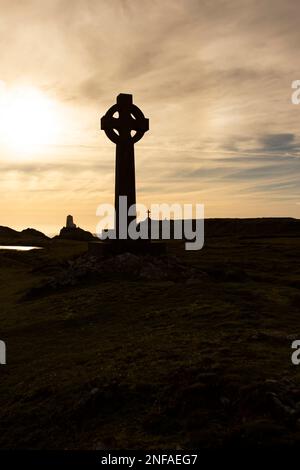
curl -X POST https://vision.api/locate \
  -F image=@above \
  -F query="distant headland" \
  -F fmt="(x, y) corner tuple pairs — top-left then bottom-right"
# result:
(0, 216), (300, 247)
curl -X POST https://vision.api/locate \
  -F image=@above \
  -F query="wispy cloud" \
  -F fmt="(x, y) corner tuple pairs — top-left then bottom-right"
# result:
(0, 0), (300, 232)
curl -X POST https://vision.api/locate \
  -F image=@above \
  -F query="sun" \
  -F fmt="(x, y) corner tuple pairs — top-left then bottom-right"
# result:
(0, 84), (60, 158)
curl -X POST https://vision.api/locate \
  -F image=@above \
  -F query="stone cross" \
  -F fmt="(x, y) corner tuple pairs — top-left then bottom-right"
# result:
(101, 94), (149, 238)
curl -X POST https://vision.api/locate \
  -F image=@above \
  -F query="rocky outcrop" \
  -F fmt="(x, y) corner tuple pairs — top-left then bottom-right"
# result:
(21, 228), (49, 239)
(24, 253), (208, 298)
(0, 226), (49, 245)
(56, 226), (96, 242)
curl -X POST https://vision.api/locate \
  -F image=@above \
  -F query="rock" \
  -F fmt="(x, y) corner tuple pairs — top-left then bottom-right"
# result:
(56, 226), (95, 242)
(113, 253), (140, 274)
(21, 228), (49, 239)
(25, 252), (203, 298)
(265, 379), (279, 385)
(140, 263), (166, 280)
(268, 393), (296, 419)
(286, 334), (298, 341)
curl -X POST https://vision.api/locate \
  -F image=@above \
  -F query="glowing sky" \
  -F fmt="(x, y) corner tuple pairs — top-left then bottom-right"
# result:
(0, 0), (299, 234)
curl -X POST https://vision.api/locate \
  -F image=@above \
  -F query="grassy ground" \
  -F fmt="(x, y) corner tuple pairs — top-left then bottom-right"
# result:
(1, 236), (300, 448)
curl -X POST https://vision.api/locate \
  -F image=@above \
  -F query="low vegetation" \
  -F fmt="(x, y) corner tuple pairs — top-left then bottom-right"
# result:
(1, 234), (300, 448)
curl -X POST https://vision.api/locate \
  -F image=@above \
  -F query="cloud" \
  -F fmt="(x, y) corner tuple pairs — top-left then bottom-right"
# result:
(1, 0), (300, 230)
(259, 133), (297, 151)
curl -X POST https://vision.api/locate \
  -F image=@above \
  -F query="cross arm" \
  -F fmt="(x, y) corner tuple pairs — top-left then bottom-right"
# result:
(101, 114), (119, 131)
(129, 117), (149, 132)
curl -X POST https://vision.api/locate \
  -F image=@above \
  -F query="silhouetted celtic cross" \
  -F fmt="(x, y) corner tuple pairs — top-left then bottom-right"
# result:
(100, 94), (149, 238)
(101, 93), (149, 144)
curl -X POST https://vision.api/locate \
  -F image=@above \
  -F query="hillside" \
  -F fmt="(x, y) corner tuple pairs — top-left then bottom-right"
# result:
(0, 227), (300, 448)
(0, 226), (49, 245)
